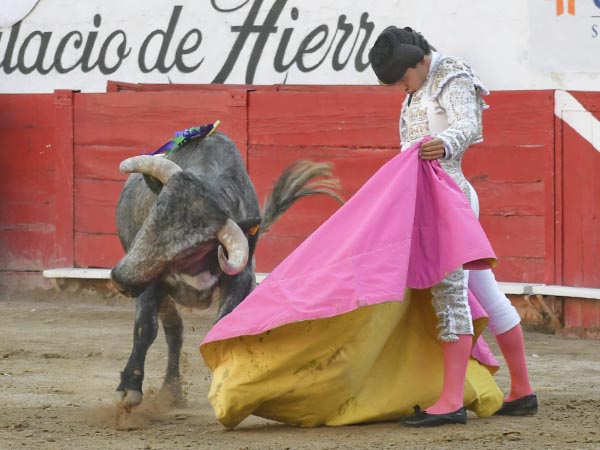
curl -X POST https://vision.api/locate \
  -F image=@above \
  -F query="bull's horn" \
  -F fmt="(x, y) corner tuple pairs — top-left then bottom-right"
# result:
(217, 219), (249, 275)
(119, 155), (182, 184)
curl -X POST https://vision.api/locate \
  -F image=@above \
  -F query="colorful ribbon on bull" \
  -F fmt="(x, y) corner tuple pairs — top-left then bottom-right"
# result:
(149, 120), (221, 156)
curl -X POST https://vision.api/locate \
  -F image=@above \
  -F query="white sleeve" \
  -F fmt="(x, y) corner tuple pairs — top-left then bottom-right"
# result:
(435, 75), (482, 160)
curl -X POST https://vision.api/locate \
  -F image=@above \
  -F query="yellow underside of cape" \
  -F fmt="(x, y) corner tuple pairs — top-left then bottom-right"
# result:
(201, 289), (503, 429)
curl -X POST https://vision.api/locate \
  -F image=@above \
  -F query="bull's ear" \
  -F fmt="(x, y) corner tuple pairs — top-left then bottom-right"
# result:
(143, 174), (164, 195)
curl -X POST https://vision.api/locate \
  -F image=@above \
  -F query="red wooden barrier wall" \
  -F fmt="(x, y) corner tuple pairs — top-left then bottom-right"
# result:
(559, 92), (600, 288)
(465, 91), (554, 283)
(0, 85), (593, 294)
(0, 93), (61, 289)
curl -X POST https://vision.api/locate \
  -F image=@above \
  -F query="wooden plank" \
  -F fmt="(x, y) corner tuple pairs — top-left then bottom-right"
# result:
(0, 96), (57, 230)
(463, 144), (546, 183)
(565, 298), (600, 327)
(492, 256), (545, 283)
(532, 285), (600, 299)
(0, 169), (55, 205)
(249, 145), (396, 238)
(74, 232), (124, 268)
(550, 114), (562, 285)
(43, 268), (112, 279)
(104, 82), (382, 94)
(479, 215), (545, 258)
(106, 81), (260, 93)
(483, 91), (555, 145)
(74, 179), (123, 234)
(0, 128), (56, 172)
(53, 90), (75, 267)
(247, 90), (552, 148)
(472, 180), (544, 216)
(561, 119), (584, 286)
(275, 85), (384, 92)
(254, 235), (306, 272)
(258, 199), (341, 239)
(39, 265), (537, 298)
(94, 89), (554, 148)
(0, 94), (56, 128)
(249, 144), (398, 201)
(74, 91), (248, 152)
(75, 145), (140, 181)
(248, 90), (405, 147)
(0, 201), (54, 228)
(561, 118), (600, 287)
(498, 282), (537, 295)
(0, 94), (58, 274)
(75, 142), (251, 181)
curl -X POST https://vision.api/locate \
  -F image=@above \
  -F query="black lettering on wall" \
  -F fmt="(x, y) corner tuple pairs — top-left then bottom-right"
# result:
(273, 6), (299, 73)
(98, 30), (131, 73)
(0, 2), (376, 81)
(211, 0), (250, 13)
(0, 22), (21, 74)
(295, 25), (329, 72)
(175, 29), (204, 73)
(139, 5), (183, 73)
(213, 0), (286, 83)
(54, 31), (84, 73)
(138, 5), (203, 74)
(331, 15), (357, 71)
(18, 30), (54, 74)
(354, 12), (374, 71)
(80, 14), (102, 72)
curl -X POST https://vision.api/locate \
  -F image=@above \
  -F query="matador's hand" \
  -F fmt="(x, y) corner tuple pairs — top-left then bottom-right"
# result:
(419, 138), (446, 160)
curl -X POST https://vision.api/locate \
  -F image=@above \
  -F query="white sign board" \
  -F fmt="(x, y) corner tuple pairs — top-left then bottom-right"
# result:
(529, 0), (600, 72)
(1, 0), (600, 93)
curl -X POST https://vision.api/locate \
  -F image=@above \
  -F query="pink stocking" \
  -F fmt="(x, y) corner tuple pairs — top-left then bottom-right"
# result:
(427, 334), (472, 414)
(495, 324), (533, 401)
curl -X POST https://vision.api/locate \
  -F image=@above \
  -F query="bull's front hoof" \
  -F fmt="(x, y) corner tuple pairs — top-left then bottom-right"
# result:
(115, 389), (143, 411)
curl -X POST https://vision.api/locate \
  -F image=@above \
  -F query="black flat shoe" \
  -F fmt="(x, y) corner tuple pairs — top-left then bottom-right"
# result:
(495, 394), (538, 416)
(401, 405), (467, 427)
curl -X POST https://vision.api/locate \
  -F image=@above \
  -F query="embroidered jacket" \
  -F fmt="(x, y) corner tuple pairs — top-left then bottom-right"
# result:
(399, 51), (489, 203)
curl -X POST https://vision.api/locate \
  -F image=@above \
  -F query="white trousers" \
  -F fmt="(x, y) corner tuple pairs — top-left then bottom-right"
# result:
(467, 183), (521, 336)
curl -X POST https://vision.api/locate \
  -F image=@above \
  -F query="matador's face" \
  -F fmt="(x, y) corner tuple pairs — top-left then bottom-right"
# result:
(386, 56), (431, 94)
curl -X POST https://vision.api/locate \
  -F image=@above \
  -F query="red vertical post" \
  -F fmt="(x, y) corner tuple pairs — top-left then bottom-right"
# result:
(552, 104), (564, 285)
(53, 90), (75, 267)
(544, 113), (557, 285)
(228, 89), (249, 167)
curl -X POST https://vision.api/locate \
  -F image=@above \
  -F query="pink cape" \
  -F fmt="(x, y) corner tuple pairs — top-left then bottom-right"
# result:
(199, 141), (503, 428)
(202, 141), (497, 351)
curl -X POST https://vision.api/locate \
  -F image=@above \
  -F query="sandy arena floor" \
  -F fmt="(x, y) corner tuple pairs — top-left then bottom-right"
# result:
(1, 287), (599, 450)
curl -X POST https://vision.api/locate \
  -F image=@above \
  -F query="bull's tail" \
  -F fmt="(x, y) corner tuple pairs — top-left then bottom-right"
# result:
(259, 161), (344, 235)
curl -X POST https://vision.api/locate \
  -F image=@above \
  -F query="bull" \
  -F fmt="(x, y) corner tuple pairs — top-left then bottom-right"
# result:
(110, 130), (342, 410)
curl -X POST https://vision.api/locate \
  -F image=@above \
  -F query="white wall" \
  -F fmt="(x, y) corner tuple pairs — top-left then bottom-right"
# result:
(1, 0), (599, 93)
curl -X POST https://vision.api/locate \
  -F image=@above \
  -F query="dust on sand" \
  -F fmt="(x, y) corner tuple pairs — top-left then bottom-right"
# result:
(1, 288), (599, 450)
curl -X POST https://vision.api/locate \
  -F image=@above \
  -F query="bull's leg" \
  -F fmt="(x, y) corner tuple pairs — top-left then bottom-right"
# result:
(215, 266), (255, 322)
(158, 297), (185, 406)
(116, 283), (166, 409)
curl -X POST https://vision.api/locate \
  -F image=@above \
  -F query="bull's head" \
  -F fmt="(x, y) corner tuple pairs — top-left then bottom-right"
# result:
(110, 155), (249, 298)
